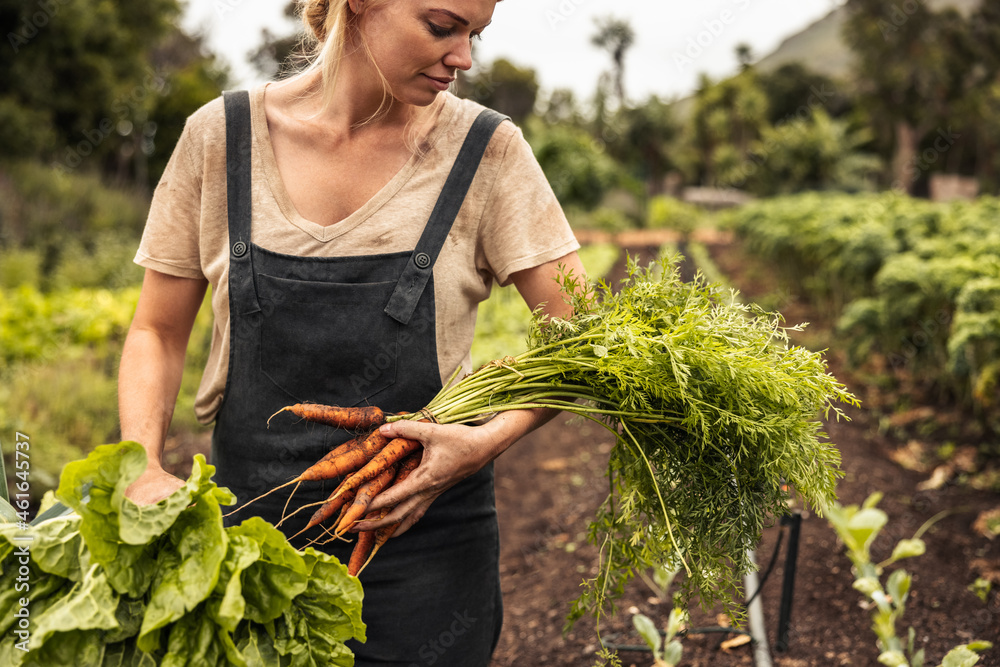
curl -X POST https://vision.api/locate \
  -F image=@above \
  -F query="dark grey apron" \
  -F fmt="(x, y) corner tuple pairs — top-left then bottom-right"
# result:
(215, 90), (507, 666)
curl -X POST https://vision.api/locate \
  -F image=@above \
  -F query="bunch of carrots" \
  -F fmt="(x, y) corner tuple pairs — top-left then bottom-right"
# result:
(234, 404), (423, 577)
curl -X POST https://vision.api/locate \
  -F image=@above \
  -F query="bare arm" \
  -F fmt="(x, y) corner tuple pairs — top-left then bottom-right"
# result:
(120, 268), (208, 504)
(361, 250), (586, 534)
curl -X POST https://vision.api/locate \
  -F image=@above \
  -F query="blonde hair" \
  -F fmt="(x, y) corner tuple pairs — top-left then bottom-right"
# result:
(295, 0), (394, 123)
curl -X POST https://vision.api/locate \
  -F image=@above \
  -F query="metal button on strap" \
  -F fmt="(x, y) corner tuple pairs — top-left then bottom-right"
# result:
(414, 252), (431, 269)
(232, 241), (247, 257)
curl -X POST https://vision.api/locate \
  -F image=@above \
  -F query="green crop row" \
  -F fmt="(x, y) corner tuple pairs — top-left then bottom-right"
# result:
(0, 286), (214, 489)
(725, 193), (1000, 424)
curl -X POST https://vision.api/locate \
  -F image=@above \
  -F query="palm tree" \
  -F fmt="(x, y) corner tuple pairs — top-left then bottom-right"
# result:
(591, 16), (635, 107)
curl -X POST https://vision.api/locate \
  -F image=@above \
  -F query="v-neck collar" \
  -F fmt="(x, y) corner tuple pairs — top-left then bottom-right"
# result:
(251, 83), (456, 243)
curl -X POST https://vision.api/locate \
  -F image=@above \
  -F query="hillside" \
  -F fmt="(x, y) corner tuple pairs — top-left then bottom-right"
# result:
(755, 0), (982, 78)
(671, 0), (981, 119)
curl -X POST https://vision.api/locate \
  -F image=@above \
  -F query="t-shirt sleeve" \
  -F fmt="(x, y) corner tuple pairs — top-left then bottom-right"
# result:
(134, 121), (205, 279)
(477, 125), (580, 286)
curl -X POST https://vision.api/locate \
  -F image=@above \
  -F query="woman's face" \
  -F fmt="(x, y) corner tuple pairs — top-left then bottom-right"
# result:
(357, 0), (497, 106)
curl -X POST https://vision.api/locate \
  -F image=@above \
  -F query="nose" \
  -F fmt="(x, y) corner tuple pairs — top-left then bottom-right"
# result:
(443, 38), (473, 71)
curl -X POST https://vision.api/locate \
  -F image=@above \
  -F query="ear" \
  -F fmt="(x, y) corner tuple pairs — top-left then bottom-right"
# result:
(347, 0), (364, 14)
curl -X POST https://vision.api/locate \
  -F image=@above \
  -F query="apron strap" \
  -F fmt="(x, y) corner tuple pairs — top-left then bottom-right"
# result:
(384, 108), (509, 325)
(223, 89), (260, 314)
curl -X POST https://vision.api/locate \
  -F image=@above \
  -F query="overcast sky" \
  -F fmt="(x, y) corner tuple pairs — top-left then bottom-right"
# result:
(183, 0), (847, 103)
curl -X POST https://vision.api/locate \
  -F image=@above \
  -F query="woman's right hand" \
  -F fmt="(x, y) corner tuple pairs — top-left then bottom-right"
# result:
(125, 465), (185, 505)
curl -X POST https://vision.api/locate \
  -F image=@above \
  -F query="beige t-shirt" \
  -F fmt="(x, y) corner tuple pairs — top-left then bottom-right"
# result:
(135, 85), (580, 424)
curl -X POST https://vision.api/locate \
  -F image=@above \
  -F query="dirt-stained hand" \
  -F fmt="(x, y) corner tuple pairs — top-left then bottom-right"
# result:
(356, 419), (507, 536)
(124, 466), (186, 505)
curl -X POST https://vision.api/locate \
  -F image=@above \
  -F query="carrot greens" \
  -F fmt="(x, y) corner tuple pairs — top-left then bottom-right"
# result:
(389, 255), (859, 624)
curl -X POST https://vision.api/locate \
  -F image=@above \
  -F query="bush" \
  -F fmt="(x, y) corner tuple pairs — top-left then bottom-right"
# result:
(524, 119), (631, 211)
(0, 248), (41, 289)
(730, 192), (1000, 422)
(646, 196), (704, 236)
(0, 161), (148, 289)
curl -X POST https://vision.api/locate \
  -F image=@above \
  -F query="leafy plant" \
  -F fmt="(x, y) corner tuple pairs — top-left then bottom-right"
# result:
(0, 442), (365, 665)
(728, 193), (1000, 426)
(826, 493), (993, 666)
(632, 608), (687, 667)
(0, 285), (214, 489)
(646, 197), (704, 237)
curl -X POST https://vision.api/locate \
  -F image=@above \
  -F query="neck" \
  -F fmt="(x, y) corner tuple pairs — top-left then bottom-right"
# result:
(278, 40), (424, 133)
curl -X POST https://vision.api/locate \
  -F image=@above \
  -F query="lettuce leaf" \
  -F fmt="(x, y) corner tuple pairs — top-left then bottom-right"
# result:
(160, 607), (244, 667)
(234, 623), (282, 667)
(298, 549), (365, 645)
(207, 535), (261, 633)
(29, 564), (119, 649)
(138, 496), (228, 652)
(18, 628), (106, 667)
(0, 515), (89, 582)
(227, 518), (308, 625)
(55, 442), (159, 597)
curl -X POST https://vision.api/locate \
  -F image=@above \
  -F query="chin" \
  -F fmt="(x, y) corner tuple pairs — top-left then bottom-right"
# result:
(395, 89), (443, 108)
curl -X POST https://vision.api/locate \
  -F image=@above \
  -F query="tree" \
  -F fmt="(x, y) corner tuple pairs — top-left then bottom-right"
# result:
(745, 109), (881, 195)
(538, 88), (582, 127)
(590, 16), (634, 107)
(843, 0), (980, 193)
(735, 43), (754, 71)
(957, 2), (1000, 192)
(458, 58), (539, 125)
(757, 63), (851, 126)
(249, 1), (307, 80)
(148, 32), (230, 182)
(524, 119), (628, 211)
(0, 0), (225, 188)
(686, 71), (770, 187)
(606, 96), (678, 195)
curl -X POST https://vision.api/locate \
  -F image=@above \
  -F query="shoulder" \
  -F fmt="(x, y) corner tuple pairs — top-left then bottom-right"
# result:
(185, 93), (227, 130)
(437, 92), (521, 158)
(170, 93), (231, 166)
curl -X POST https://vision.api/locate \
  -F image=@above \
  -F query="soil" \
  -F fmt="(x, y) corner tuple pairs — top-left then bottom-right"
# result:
(161, 238), (1000, 667)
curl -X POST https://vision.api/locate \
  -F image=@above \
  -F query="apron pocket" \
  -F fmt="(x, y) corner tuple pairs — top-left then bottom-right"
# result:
(258, 273), (400, 407)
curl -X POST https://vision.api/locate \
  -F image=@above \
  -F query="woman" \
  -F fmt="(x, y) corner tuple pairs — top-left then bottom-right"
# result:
(120, 0), (583, 663)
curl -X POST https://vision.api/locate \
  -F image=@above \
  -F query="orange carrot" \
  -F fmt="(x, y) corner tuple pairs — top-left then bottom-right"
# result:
(311, 496), (362, 547)
(326, 437), (420, 502)
(290, 480), (359, 537)
(348, 509), (389, 577)
(335, 465), (398, 535)
(267, 403), (385, 430)
(353, 452), (423, 571)
(298, 430), (390, 482)
(316, 432), (368, 464)
(396, 450), (422, 476)
(223, 430), (391, 519)
(279, 439), (362, 521)
(364, 520), (401, 569)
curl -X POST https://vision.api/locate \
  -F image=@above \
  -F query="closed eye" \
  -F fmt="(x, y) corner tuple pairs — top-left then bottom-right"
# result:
(426, 22), (451, 38)
(427, 21), (484, 42)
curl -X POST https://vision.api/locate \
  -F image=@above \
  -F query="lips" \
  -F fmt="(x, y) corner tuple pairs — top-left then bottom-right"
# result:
(423, 74), (454, 91)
